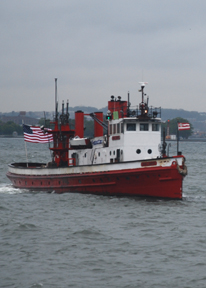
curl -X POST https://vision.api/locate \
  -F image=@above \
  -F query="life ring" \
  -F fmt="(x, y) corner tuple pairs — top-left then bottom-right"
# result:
(177, 163), (187, 177)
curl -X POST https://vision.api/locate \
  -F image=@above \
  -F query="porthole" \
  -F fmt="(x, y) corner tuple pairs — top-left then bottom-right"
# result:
(136, 149), (141, 154)
(148, 149), (152, 154)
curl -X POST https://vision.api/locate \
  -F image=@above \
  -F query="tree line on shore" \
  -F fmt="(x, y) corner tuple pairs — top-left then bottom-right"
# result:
(0, 121), (23, 135)
(0, 117), (193, 139)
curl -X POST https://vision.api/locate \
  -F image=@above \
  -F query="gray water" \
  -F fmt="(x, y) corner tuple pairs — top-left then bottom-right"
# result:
(0, 138), (206, 288)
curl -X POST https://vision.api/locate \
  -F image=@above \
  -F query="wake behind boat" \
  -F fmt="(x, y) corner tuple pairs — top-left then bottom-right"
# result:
(7, 80), (187, 199)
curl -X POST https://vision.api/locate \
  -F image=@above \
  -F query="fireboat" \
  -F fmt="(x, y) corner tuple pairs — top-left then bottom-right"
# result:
(7, 80), (187, 199)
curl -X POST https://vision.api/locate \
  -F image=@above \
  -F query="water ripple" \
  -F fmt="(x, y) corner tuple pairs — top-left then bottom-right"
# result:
(1, 139), (206, 287)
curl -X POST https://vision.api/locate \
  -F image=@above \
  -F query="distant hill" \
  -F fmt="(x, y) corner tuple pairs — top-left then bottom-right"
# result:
(1, 106), (206, 132)
(161, 108), (206, 122)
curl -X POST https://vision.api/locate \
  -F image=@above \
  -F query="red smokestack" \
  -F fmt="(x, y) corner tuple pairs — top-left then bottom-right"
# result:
(75, 111), (84, 138)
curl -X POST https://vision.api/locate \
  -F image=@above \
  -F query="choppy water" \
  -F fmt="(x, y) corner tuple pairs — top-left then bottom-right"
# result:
(1, 138), (206, 288)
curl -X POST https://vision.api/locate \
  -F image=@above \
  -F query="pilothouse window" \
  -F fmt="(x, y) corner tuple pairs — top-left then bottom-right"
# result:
(109, 124), (112, 135)
(113, 124), (116, 134)
(117, 123), (120, 133)
(152, 124), (159, 131)
(127, 123), (136, 131)
(140, 123), (148, 131)
(121, 123), (124, 133)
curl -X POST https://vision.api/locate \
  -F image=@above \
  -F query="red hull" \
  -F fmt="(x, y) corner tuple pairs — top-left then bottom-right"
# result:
(7, 165), (183, 199)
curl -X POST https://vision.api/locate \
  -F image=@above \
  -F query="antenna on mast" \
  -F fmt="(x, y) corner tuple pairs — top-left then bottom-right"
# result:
(139, 82), (148, 103)
(55, 78), (58, 120)
(138, 82), (149, 116)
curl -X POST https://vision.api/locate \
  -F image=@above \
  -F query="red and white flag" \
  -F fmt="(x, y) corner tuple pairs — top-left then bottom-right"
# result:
(23, 124), (53, 143)
(178, 123), (190, 131)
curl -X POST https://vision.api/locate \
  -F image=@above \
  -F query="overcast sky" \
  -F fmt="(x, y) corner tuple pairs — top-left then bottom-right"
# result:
(1, 0), (206, 113)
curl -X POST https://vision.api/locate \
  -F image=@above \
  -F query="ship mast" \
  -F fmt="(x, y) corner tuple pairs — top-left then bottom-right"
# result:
(49, 78), (75, 167)
(139, 82), (148, 117)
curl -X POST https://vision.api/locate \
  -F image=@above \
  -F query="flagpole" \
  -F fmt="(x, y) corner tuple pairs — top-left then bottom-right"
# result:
(22, 121), (29, 167)
(24, 140), (29, 167)
(44, 111), (51, 149)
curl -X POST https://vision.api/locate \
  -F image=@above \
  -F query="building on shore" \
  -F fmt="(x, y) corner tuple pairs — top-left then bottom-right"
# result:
(0, 112), (38, 126)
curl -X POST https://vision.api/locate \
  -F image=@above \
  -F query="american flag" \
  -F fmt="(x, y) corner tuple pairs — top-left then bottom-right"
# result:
(178, 123), (190, 131)
(23, 124), (53, 143)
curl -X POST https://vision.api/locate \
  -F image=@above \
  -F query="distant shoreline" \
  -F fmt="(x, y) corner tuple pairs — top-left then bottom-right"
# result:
(0, 135), (23, 138)
(1, 135), (206, 142)
(167, 139), (206, 142)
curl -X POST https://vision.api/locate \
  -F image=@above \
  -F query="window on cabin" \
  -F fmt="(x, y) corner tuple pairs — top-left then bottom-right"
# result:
(152, 124), (159, 131)
(140, 123), (148, 131)
(110, 124), (112, 135)
(127, 123), (136, 131)
(117, 123), (120, 133)
(121, 123), (124, 133)
(113, 124), (116, 134)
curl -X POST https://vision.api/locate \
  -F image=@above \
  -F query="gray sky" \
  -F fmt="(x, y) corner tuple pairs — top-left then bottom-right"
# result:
(1, 0), (206, 112)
